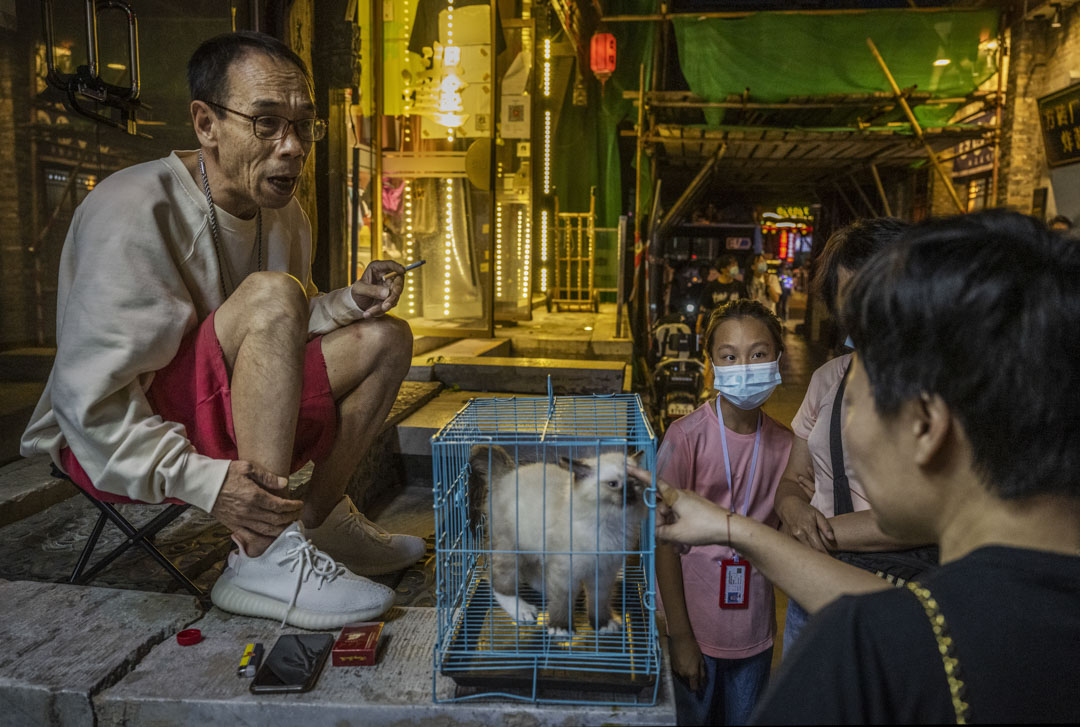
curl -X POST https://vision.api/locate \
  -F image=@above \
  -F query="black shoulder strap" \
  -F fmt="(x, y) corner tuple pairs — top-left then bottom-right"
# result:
(831, 362), (855, 516)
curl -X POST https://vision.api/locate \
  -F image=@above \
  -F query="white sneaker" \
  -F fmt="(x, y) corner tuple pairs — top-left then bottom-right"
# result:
(210, 523), (394, 629)
(306, 496), (426, 576)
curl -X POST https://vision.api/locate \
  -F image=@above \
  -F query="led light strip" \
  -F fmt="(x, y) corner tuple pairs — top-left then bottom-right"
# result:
(541, 36), (553, 296)
(446, 0), (455, 142)
(543, 111), (552, 194)
(523, 209), (532, 299)
(495, 202), (504, 298)
(403, 0), (412, 134)
(443, 179), (454, 316)
(404, 182), (416, 315)
(516, 207), (526, 300)
(540, 208), (549, 292)
(543, 38), (551, 98)
(402, 0), (415, 317)
(494, 160), (505, 299)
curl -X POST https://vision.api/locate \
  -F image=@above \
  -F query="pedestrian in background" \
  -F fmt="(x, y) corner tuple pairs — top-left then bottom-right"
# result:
(1048, 214), (1072, 232)
(745, 253), (782, 315)
(697, 255), (747, 334)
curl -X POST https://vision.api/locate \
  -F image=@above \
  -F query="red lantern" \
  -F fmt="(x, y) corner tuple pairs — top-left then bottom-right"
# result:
(590, 32), (617, 85)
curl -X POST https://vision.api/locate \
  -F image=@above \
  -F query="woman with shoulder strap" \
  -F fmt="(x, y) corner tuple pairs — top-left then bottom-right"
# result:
(770, 217), (937, 653)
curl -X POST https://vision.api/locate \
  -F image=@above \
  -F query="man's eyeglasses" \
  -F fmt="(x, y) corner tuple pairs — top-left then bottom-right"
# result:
(205, 101), (327, 142)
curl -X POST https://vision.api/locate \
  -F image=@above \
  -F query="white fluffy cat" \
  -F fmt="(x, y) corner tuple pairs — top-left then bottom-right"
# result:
(469, 445), (648, 634)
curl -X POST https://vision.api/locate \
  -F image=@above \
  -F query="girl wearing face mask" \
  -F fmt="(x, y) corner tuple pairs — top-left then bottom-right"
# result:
(745, 254), (782, 315)
(656, 300), (793, 726)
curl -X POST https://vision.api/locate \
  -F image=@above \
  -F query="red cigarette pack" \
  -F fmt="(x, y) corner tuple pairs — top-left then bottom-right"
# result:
(331, 622), (383, 667)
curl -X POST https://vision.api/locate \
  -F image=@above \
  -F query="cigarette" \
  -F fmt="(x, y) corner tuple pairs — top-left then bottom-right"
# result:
(381, 259), (426, 282)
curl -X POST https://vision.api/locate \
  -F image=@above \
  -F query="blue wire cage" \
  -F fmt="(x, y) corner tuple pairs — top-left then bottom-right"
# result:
(431, 385), (660, 706)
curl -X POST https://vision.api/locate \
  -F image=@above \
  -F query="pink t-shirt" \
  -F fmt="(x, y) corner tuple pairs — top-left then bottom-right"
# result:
(658, 401), (793, 659)
(790, 353), (872, 518)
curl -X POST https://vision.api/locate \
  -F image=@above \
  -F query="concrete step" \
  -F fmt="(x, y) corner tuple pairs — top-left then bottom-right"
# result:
(0, 456), (74, 528)
(412, 334), (458, 357)
(505, 332), (632, 362)
(406, 337), (511, 381)
(405, 355), (628, 395)
(425, 337), (511, 358)
(497, 304), (632, 362)
(343, 380), (441, 513)
(0, 579), (202, 727)
(95, 606), (675, 725)
(396, 389), (494, 458)
(0, 381), (44, 466)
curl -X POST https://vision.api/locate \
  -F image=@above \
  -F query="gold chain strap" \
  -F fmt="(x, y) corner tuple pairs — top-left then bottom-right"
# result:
(906, 581), (971, 724)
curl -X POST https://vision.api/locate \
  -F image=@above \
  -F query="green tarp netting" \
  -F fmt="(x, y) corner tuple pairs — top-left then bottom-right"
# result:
(673, 9), (999, 128)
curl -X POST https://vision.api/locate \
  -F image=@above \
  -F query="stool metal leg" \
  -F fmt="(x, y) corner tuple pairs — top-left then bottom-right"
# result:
(70, 511), (108, 584)
(77, 502), (186, 584)
(66, 483), (207, 601)
(89, 501), (205, 599)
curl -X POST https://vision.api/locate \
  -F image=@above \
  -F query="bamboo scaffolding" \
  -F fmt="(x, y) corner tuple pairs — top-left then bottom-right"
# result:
(869, 163), (893, 216)
(991, 34), (1007, 205)
(634, 63), (646, 237)
(604, 7), (961, 22)
(630, 63), (646, 310)
(624, 91), (991, 109)
(866, 37), (966, 213)
(655, 144), (727, 241)
(621, 124), (987, 139)
(833, 180), (861, 217)
(849, 172), (880, 216)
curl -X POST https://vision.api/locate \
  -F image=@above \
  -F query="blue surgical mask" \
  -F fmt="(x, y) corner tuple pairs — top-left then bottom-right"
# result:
(713, 354), (783, 410)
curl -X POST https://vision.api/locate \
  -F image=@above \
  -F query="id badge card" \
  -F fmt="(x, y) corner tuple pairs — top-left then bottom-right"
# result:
(719, 558), (750, 609)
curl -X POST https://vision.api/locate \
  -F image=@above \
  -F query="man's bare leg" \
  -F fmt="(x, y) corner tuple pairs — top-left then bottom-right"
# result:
(301, 314), (413, 527)
(214, 272), (308, 490)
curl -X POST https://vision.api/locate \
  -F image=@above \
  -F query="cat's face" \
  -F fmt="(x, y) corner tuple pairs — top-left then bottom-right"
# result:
(560, 451), (648, 506)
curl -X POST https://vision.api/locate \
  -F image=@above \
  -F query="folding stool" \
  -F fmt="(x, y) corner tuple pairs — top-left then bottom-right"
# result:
(52, 465), (207, 601)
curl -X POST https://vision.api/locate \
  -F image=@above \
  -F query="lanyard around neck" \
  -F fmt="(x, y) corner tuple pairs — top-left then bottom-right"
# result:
(716, 398), (763, 520)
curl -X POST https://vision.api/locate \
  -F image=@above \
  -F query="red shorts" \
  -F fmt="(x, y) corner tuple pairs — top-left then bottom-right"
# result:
(61, 310), (339, 504)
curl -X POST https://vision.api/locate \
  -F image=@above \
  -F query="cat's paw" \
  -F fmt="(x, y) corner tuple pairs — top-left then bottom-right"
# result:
(594, 615), (623, 634)
(547, 624), (572, 638)
(493, 590), (538, 623)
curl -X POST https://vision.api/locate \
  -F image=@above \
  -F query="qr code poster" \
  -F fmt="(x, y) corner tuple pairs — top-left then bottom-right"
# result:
(501, 94), (531, 139)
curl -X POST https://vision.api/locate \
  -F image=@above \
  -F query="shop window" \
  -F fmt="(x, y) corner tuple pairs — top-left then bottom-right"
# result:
(354, 0), (535, 336)
(965, 175), (990, 212)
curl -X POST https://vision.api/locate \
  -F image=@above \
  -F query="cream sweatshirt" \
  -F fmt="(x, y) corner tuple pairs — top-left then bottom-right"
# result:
(21, 151), (365, 513)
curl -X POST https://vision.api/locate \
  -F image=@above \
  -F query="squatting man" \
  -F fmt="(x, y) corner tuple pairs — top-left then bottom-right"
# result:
(22, 31), (422, 628)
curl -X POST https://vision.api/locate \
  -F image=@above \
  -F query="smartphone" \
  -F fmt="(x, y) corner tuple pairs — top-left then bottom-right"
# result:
(249, 634), (334, 694)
